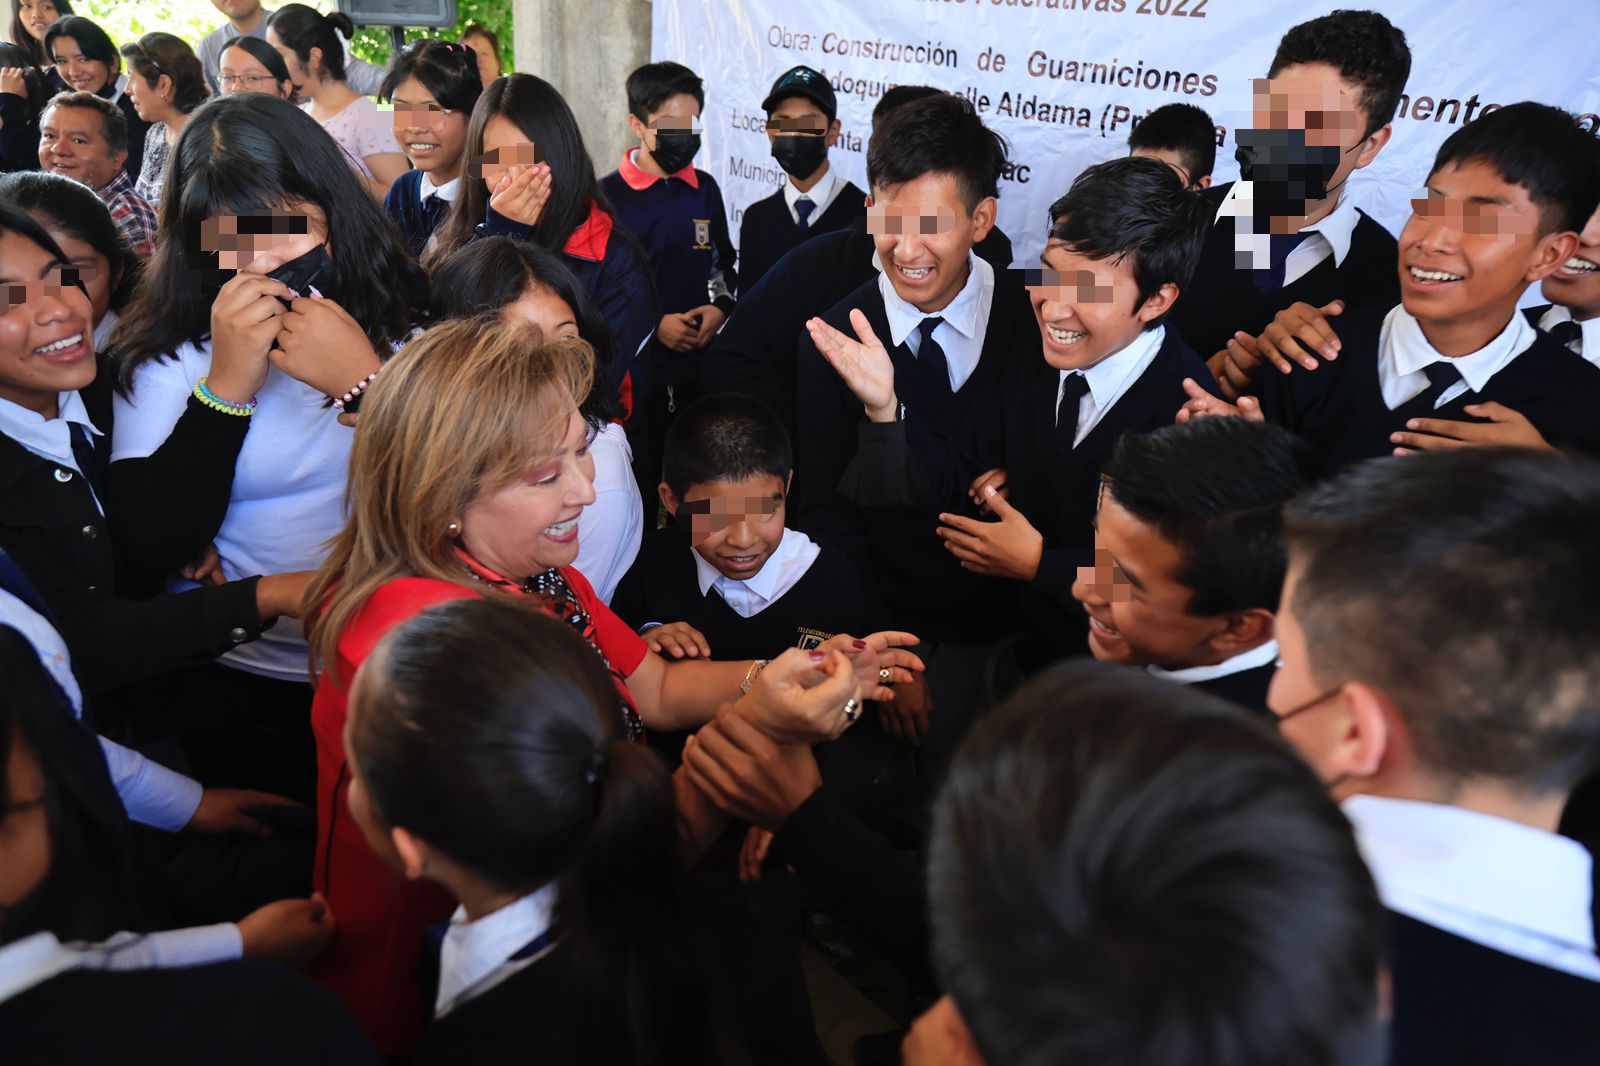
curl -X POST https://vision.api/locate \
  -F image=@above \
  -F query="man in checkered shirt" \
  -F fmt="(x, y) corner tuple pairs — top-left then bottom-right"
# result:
(38, 91), (157, 259)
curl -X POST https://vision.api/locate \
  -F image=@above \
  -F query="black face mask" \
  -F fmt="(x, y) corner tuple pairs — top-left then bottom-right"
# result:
(651, 132), (701, 175)
(264, 243), (335, 304)
(1234, 128), (1353, 216)
(771, 135), (828, 180)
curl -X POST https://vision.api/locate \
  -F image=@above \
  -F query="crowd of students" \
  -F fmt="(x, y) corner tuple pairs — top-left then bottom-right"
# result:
(1, 2), (1599, 1063)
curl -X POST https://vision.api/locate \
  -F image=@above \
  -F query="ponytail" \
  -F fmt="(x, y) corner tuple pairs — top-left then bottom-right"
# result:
(268, 3), (354, 83)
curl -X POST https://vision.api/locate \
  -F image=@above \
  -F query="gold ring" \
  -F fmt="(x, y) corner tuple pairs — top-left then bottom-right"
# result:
(843, 697), (861, 723)
(879, 667), (893, 684)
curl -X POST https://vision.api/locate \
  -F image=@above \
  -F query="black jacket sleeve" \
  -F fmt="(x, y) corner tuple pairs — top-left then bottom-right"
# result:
(706, 180), (738, 314)
(108, 395), (250, 582)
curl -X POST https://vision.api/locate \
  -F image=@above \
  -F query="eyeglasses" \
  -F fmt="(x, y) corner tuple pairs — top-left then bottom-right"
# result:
(1271, 683), (1343, 728)
(218, 74), (278, 90)
(392, 101), (457, 128)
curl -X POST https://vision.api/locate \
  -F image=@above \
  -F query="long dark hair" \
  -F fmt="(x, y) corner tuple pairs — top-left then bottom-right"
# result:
(112, 93), (426, 393)
(42, 14), (116, 95)
(0, 626), (138, 946)
(429, 237), (623, 425)
(350, 598), (724, 1065)
(267, 3), (354, 86)
(0, 40), (47, 116)
(0, 169), (139, 314)
(426, 73), (622, 269)
(220, 34), (292, 97)
(9, 0), (73, 68)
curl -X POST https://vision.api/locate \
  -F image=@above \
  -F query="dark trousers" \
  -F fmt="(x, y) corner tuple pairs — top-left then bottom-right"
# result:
(173, 661), (316, 806)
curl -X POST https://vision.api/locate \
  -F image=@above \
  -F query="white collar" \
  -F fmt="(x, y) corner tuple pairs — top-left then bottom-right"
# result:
(1216, 183), (1360, 269)
(1147, 638), (1279, 685)
(436, 883), (559, 1017)
(1343, 794), (1600, 981)
(419, 174), (461, 204)
(0, 933), (84, 1005)
(1385, 304), (1535, 393)
(692, 526), (817, 601)
(1060, 325), (1167, 410)
(784, 163), (839, 213)
(879, 252), (992, 350)
(0, 389), (101, 471)
(0, 592), (83, 717)
(1537, 303), (1600, 365)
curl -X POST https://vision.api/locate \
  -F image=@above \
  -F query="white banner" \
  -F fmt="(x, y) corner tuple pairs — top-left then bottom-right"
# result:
(653, 0), (1600, 266)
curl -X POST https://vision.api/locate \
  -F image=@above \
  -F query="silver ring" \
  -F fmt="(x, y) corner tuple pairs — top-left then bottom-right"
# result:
(878, 667), (893, 685)
(842, 697), (861, 723)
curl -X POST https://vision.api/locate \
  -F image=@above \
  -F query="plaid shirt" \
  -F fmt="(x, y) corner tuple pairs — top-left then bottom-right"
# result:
(98, 170), (157, 260)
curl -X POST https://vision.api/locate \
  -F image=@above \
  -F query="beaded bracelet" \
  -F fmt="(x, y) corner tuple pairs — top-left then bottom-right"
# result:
(193, 378), (257, 417)
(332, 370), (380, 412)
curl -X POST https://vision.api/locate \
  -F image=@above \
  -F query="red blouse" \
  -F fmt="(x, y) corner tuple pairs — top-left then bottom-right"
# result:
(306, 569), (647, 1053)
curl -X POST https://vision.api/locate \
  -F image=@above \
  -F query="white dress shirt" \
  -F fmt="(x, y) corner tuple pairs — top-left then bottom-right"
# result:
(436, 883), (559, 1018)
(1147, 638), (1279, 685)
(1215, 182), (1366, 285)
(1537, 303), (1600, 367)
(1377, 304), (1535, 410)
(419, 174), (461, 204)
(689, 527), (821, 619)
(784, 163), (843, 226)
(0, 927), (244, 1006)
(878, 252), (995, 393)
(574, 422), (642, 605)
(1344, 795), (1600, 981)
(1056, 325), (1167, 448)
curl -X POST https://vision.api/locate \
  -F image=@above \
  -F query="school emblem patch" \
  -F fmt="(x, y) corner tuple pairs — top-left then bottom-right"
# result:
(795, 627), (834, 651)
(692, 218), (712, 250)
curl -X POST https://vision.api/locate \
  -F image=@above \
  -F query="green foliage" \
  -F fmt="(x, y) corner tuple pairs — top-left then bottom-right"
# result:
(74, 1), (514, 71)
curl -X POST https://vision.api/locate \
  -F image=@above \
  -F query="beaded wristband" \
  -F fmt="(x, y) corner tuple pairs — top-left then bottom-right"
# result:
(193, 378), (257, 416)
(332, 370), (381, 411)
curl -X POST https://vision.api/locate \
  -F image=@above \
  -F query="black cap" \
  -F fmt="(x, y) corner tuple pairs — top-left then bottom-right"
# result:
(761, 65), (837, 123)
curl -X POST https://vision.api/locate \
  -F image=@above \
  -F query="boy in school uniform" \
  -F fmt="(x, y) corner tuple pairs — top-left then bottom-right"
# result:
(1272, 448), (1600, 1064)
(1070, 417), (1318, 716)
(1127, 101), (1216, 190)
(1525, 200), (1600, 363)
(816, 157), (1215, 649)
(600, 61), (738, 480)
(736, 66), (867, 298)
(903, 661), (1383, 1066)
(1181, 102), (1600, 469)
(1175, 9), (1410, 370)
(611, 393), (869, 663)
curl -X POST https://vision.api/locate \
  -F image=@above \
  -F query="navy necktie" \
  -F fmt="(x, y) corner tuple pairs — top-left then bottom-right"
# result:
(1056, 373), (1091, 452)
(794, 197), (815, 228)
(1254, 231), (1308, 293)
(913, 316), (951, 401)
(1547, 319), (1582, 355)
(1414, 361), (1463, 410)
(69, 422), (107, 504)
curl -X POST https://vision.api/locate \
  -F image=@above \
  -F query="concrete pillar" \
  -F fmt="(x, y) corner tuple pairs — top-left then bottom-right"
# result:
(511, 0), (653, 176)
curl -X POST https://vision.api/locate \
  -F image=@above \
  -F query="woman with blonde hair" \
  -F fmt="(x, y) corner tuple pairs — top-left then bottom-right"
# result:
(301, 314), (921, 1053)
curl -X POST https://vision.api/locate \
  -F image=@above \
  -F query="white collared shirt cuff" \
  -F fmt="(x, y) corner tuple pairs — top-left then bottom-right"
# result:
(99, 738), (203, 831)
(94, 924), (244, 970)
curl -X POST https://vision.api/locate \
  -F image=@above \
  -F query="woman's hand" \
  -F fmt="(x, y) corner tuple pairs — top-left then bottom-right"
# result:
(206, 273), (291, 404)
(0, 67), (28, 98)
(256, 570), (317, 621)
(271, 293), (382, 400)
(815, 630), (924, 703)
(181, 542), (228, 586)
(737, 646), (863, 743)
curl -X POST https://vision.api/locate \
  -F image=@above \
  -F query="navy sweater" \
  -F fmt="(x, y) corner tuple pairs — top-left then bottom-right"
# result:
(1254, 306), (1600, 469)
(381, 169), (453, 259)
(737, 176), (868, 297)
(1169, 182), (1401, 358)
(599, 161), (738, 317)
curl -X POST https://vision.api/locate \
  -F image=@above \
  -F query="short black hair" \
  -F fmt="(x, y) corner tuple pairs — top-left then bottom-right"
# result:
(871, 84), (942, 125)
(381, 38), (484, 113)
(220, 34), (292, 90)
(1045, 156), (1212, 325)
(1103, 418), (1321, 617)
(1284, 448), (1600, 795)
(1429, 102), (1600, 237)
(662, 393), (792, 500)
(866, 92), (1007, 213)
(1268, 9), (1411, 138)
(931, 661), (1383, 1066)
(42, 89), (126, 152)
(1127, 102), (1217, 185)
(43, 14), (115, 70)
(626, 61), (704, 122)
